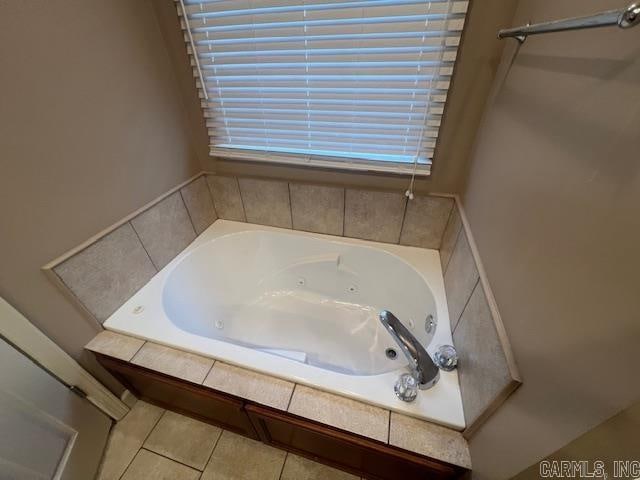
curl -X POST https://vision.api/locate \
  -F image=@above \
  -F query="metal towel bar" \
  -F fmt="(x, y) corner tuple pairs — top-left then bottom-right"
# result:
(498, 2), (640, 43)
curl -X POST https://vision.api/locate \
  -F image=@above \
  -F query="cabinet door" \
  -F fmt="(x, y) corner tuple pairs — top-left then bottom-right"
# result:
(246, 404), (464, 480)
(97, 354), (258, 439)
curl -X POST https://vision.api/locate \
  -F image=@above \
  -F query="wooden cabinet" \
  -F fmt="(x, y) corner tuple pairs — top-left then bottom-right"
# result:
(96, 354), (468, 479)
(95, 354), (258, 439)
(246, 404), (465, 480)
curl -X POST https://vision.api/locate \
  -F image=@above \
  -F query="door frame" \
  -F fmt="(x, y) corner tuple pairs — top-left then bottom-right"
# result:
(0, 297), (129, 420)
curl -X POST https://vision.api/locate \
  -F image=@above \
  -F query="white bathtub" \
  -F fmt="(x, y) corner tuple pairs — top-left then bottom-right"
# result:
(104, 220), (465, 429)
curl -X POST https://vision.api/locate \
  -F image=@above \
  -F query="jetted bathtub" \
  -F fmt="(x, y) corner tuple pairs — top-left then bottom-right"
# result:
(104, 220), (465, 429)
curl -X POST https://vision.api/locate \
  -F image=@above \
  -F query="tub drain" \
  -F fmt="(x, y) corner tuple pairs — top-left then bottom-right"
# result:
(385, 348), (398, 359)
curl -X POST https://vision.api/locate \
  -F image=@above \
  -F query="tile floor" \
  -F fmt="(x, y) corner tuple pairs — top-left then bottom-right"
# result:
(98, 401), (362, 480)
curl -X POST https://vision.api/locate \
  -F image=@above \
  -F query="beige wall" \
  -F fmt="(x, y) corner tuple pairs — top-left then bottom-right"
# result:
(460, 1), (640, 478)
(0, 1), (201, 391)
(513, 400), (640, 480)
(165, 0), (519, 195)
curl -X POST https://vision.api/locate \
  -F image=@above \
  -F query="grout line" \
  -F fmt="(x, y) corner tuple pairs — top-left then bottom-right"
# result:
(139, 448), (203, 473)
(397, 194), (409, 244)
(117, 448), (139, 480)
(202, 428), (225, 470)
(179, 189), (199, 237)
(386, 409), (392, 444)
(130, 220), (159, 272)
(285, 384), (297, 412)
(203, 174), (219, 220)
(201, 359), (216, 385)
(144, 409), (167, 446)
(116, 409), (165, 480)
(128, 340), (147, 363)
(438, 199), (456, 251)
(235, 176), (248, 222)
(286, 182), (294, 229)
(341, 188), (346, 236)
(452, 277), (480, 335)
(443, 221), (463, 276)
(278, 452), (289, 480)
(52, 269), (103, 328)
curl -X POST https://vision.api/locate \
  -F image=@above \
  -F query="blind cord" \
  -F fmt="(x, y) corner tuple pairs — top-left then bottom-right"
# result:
(406, 0), (452, 200)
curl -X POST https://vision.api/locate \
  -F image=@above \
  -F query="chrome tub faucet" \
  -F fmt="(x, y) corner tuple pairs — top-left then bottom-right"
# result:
(379, 310), (457, 402)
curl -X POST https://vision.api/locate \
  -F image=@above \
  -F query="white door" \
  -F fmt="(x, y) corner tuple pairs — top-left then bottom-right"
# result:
(0, 337), (112, 479)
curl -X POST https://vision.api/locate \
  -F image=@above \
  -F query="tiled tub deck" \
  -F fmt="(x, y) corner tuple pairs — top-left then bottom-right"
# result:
(87, 331), (471, 479)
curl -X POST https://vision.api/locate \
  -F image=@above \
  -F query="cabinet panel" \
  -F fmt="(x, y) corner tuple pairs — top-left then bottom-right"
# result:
(96, 354), (257, 439)
(246, 404), (464, 480)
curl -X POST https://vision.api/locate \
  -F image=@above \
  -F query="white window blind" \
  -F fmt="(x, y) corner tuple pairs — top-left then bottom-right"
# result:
(177, 0), (468, 175)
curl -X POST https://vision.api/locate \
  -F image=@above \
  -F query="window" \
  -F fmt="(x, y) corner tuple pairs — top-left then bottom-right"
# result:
(177, 0), (468, 175)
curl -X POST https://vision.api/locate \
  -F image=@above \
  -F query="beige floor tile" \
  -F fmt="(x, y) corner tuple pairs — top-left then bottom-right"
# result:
(201, 430), (286, 480)
(280, 454), (358, 480)
(97, 401), (164, 480)
(121, 449), (200, 480)
(144, 410), (222, 470)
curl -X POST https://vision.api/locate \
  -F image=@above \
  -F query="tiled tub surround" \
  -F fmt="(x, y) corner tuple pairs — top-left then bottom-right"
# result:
(206, 174), (454, 247)
(87, 331), (471, 479)
(46, 173), (454, 326)
(47, 174), (217, 323)
(102, 220), (465, 429)
(46, 171), (519, 440)
(441, 203), (522, 437)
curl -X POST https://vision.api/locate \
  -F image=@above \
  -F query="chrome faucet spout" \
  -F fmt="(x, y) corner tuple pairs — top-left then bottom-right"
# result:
(379, 310), (440, 390)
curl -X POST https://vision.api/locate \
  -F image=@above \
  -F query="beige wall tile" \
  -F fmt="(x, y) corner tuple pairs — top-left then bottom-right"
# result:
(120, 449), (200, 480)
(453, 283), (514, 428)
(203, 362), (294, 411)
(144, 410), (222, 470)
(201, 430), (286, 480)
(440, 205), (462, 273)
(206, 175), (246, 222)
(131, 192), (196, 269)
(97, 401), (164, 480)
(389, 413), (471, 469)
(344, 189), (406, 243)
(288, 385), (389, 443)
(180, 176), (217, 234)
(280, 454), (358, 480)
(399, 195), (454, 249)
(289, 183), (344, 235)
(238, 178), (292, 228)
(54, 223), (157, 323)
(443, 230), (479, 331)
(85, 331), (144, 361)
(131, 342), (214, 384)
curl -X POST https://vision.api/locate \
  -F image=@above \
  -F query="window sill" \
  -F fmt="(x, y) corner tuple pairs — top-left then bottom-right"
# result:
(209, 149), (431, 177)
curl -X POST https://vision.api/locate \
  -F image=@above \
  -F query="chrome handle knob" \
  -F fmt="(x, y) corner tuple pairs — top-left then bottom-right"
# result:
(434, 344), (458, 371)
(394, 373), (419, 402)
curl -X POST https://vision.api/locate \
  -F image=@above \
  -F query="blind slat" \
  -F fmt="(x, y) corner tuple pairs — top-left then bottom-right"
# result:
(189, 13), (465, 34)
(177, 0), (467, 173)
(184, 0), (452, 18)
